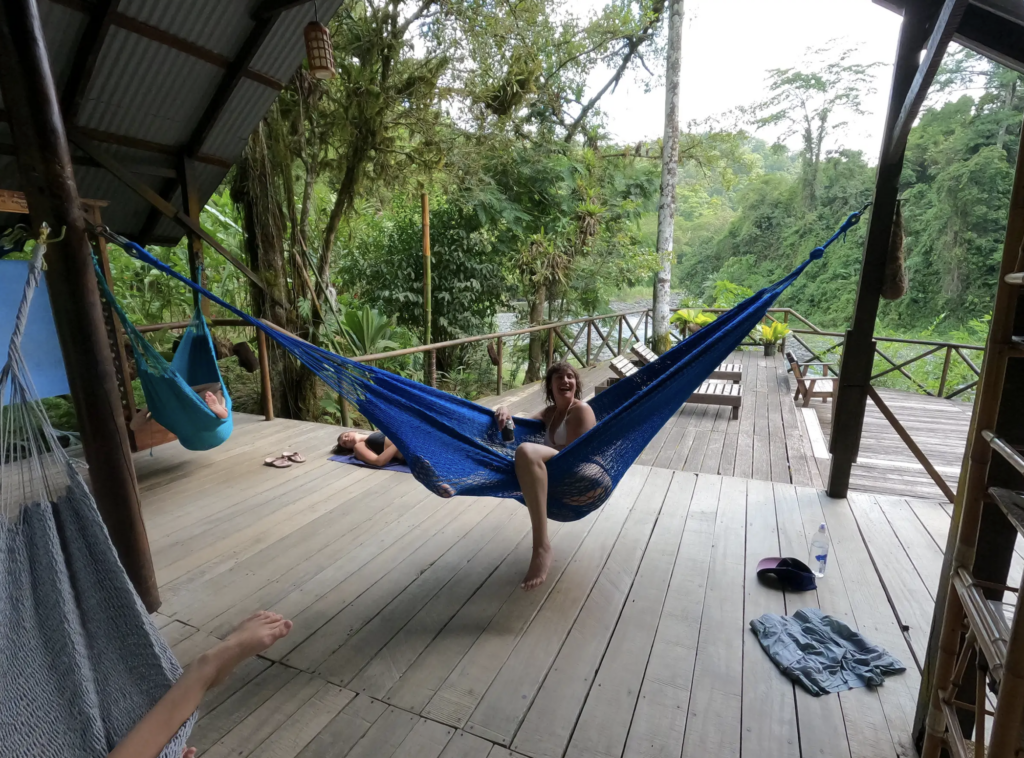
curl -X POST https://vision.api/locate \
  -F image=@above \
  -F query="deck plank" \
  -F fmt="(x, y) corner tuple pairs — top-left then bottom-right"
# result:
(741, 479), (799, 758)
(560, 470), (690, 758)
(621, 474), (718, 758)
(773, 485), (851, 758)
(427, 469), (649, 730)
(478, 469), (677, 751)
(817, 490), (919, 758)
(680, 476), (744, 758)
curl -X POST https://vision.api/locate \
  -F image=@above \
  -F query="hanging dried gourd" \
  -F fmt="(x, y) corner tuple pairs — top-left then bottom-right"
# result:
(881, 198), (908, 300)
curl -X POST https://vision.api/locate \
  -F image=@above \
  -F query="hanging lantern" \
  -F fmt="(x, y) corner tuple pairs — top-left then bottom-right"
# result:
(304, 20), (336, 80)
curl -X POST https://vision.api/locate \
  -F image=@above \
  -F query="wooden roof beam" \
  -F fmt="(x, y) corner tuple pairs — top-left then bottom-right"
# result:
(254, 0), (313, 18)
(61, 0), (122, 123)
(956, 2), (1024, 75)
(185, 17), (277, 158)
(50, 0), (285, 91)
(889, 0), (970, 153)
(68, 128), (271, 297)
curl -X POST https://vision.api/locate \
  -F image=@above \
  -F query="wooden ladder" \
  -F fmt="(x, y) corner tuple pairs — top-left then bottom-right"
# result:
(921, 233), (1024, 756)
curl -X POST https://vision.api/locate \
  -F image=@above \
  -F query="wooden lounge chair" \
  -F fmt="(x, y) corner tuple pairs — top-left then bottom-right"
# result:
(631, 342), (742, 382)
(610, 353), (742, 419)
(786, 350), (837, 406)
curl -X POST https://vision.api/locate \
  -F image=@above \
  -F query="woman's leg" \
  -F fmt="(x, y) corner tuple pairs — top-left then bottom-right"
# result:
(514, 442), (559, 590)
(108, 611), (292, 758)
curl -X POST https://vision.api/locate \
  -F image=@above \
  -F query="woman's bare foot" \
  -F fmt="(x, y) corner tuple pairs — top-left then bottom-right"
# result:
(195, 611), (292, 688)
(522, 542), (553, 591)
(436, 483), (455, 498)
(204, 391), (229, 420)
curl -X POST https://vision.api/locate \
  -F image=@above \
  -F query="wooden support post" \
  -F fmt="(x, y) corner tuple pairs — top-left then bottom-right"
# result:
(938, 345), (953, 398)
(340, 397), (351, 427)
(547, 327), (555, 369)
(617, 315), (623, 356)
(496, 336), (503, 395)
(586, 321), (592, 366)
(422, 192), (435, 388)
(829, 7), (932, 499)
(781, 310), (789, 353)
(0, 0), (159, 609)
(178, 155), (210, 316)
(257, 329), (273, 420)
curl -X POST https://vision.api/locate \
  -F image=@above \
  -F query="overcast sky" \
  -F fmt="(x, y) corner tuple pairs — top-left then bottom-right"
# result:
(582, 0), (904, 160)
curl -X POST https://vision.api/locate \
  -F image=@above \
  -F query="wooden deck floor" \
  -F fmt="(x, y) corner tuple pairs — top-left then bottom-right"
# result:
(809, 388), (972, 501)
(140, 414), (984, 758)
(479, 348), (972, 501)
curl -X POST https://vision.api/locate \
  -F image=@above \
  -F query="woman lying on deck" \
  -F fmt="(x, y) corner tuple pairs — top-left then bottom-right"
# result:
(335, 429), (405, 467)
(108, 611), (293, 758)
(493, 362), (597, 592)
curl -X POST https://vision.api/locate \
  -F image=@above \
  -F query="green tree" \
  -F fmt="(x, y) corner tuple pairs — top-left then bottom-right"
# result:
(749, 44), (880, 207)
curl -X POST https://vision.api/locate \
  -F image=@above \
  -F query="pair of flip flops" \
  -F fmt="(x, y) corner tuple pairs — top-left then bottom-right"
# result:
(264, 451), (306, 468)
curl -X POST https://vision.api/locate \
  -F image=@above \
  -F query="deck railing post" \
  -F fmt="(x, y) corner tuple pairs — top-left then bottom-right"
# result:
(782, 310), (790, 353)
(257, 330), (274, 420)
(617, 316), (623, 356)
(938, 345), (953, 397)
(496, 336), (503, 395)
(341, 398), (351, 427)
(586, 321), (592, 366)
(547, 327), (555, 369)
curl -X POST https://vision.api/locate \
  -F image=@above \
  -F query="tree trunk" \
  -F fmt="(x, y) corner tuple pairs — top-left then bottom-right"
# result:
(652, 0), (684, 355)
(525, 283), (547, 383)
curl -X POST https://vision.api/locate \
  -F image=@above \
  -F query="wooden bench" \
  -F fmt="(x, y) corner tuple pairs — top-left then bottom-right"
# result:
(609, 353), (742, 418)
(785, 350), (837, 406)
(630, 342), (742, 382)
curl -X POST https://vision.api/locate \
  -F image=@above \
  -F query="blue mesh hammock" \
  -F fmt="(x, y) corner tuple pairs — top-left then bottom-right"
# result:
(94, 263), (233, 451)
(104, 209), (863, 521)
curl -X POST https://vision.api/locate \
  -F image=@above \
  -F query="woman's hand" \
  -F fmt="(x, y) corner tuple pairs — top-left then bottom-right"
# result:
(494, 406), (511, 428)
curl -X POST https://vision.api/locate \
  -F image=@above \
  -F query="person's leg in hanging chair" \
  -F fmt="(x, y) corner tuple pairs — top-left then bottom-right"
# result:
(202, 391), (229, 420)
(515, 442), (559, 591)
(107, 611), (293, 758)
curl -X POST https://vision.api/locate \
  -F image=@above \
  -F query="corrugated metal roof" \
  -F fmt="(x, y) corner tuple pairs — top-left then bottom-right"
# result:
(77, 26), (223, 147)
(0, 0), (343, 246)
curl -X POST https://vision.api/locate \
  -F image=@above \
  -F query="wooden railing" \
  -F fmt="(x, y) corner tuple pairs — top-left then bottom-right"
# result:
(353, 309), (654, 395)
(693, 307), (985, 401)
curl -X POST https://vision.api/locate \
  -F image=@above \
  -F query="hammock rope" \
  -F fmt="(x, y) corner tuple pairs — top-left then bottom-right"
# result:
(2, 238), (192, 757)
(93, 260), (233, 451)
(98, 208), (864, 521)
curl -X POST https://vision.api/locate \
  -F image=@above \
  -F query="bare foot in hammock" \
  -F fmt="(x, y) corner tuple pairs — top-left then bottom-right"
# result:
(522, 541), (553, 591)
(204, 391), (229, 420)
(196, 611), (292, 688)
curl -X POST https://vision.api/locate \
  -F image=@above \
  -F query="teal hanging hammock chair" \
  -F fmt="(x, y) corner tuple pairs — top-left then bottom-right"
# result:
(94, 261), (233, 451)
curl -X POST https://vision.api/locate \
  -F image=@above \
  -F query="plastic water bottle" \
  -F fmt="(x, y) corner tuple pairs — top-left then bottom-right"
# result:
(809, 522), (829, 577)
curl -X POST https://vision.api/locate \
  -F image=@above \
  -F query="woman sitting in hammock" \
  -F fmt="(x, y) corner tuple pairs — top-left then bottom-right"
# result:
(336, 429), (404, 467)
(494, 362), (596, 591)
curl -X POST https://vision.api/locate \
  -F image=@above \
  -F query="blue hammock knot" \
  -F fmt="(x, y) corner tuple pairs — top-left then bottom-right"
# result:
(809, 246), (826, 260)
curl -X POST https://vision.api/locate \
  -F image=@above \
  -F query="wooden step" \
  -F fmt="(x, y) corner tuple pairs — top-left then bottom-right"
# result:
(983, 430), (1024, 476)
(953, 567), (1010, 685)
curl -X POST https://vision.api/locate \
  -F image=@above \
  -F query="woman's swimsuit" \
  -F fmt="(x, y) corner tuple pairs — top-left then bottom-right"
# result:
(545, 403), (574, 450)
(365, 430), (386, 455)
